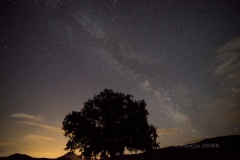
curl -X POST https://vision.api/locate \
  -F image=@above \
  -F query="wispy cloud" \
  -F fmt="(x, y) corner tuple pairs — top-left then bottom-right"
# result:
(0, 142), (15, 146)
(25, 135), (54, 141)
(157, 128), (182, 137)
(17, 121), (62, 133)
(209, 36), (240, 124)
(220, 107), (240, 124)
(10, 113), (44, 121)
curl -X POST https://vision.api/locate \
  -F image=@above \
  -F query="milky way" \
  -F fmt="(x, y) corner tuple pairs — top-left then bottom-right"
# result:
(0, 0), (240, 157)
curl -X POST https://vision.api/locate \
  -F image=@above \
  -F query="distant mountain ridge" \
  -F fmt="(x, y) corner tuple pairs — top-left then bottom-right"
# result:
(3, 153), (33, 160)
(56, 152), (79, 160)
(0, 152), (79, 160)
(0, 153), (48, 160)
(1, 135), (240, 160)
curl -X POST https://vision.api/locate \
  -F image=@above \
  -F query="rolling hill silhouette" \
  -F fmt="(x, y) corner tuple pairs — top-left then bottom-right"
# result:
(0, 152), (78, 160)
(0, 153), (33, 160)
(56, 152), (79, 160)
(108, 135), (240, 160)
(0, 135), (239, 160)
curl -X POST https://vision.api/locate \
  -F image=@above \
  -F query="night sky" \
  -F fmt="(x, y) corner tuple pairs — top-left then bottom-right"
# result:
(1, 0), (240, 158)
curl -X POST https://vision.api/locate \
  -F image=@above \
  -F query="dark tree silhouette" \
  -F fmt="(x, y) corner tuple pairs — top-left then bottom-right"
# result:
(62, 89), (159, 159)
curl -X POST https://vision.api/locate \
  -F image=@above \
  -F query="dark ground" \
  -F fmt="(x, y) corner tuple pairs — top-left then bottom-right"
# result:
(108, 135), (240, 160)
(1, 135), (240, 160)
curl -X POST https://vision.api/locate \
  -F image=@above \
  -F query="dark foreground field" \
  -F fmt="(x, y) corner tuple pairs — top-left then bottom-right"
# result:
(1, 135), (240, 160)
(108, 135), (240, 160)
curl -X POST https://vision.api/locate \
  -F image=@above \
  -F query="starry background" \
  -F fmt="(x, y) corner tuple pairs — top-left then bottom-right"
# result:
(0, 0), (240, 158)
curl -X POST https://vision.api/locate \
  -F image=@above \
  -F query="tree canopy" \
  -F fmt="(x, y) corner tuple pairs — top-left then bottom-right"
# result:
(62, 89), (159, 159)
